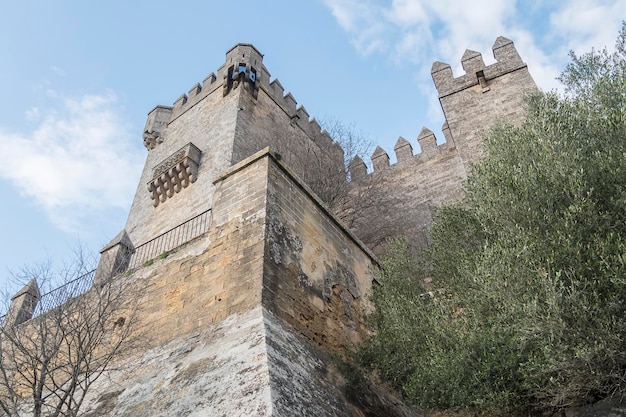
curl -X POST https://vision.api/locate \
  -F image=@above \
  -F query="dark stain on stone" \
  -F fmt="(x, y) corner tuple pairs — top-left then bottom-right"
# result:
(82, 389), (124, 417)
(170, 356), (216, 386)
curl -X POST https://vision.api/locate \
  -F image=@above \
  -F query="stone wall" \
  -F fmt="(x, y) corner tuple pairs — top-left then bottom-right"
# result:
(347, 37), (537, 252)
(122, 44), (345, 251)
(75, 150), (416, 416)
(263, 152), (376, 351)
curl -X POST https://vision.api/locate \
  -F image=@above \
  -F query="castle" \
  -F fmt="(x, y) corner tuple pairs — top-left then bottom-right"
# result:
(4, 38), (537, 416)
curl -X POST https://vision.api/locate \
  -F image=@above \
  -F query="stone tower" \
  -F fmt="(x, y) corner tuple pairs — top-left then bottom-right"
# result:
(84, 44), (413, 416)
(121, 43), (344, 252)
(5, 38), (538, 416)
(432, 36), (538, 173)
(347, 36), (538, 251)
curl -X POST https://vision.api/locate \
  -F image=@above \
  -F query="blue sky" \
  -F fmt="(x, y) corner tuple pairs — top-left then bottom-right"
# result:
(0, 0), (624, 293)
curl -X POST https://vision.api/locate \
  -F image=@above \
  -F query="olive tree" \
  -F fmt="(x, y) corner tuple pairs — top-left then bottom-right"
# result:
(358, 24), (626, 415)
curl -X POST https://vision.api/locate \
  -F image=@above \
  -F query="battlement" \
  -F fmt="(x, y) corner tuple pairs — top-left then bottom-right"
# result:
(349, 125), (454, 180)
(155, 44), (341, 156)
(431, 36), (526, 98)
(168, 71), (221, 121)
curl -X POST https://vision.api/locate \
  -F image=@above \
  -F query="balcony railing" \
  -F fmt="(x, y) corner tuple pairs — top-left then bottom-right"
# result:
(32, 269), (96, 318)
(127, 209), (211, 269)
(2, 209), (212, 324)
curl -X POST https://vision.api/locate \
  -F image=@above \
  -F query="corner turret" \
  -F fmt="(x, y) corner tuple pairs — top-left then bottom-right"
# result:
(4, 279), (40, 327)
(221, 43), (269, 98)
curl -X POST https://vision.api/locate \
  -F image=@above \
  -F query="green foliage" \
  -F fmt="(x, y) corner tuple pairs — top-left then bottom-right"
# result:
(159, 250), (169, 259)
(144, 258), (153, 267)
(359, 24), (626, 414)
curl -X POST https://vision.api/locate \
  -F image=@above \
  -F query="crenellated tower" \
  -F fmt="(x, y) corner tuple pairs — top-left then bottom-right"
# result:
(113, 43), (345, 263)
(432, 36), (538, 171)
(82, 43), (412, 417)
(344, 36), (538, 252)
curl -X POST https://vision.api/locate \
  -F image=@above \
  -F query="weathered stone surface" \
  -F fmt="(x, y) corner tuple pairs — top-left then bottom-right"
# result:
(264, 310), (415, 417)
(82, 308), (273, 417)
(13, 38), (540, 416)
(80, 151), (415, 416)
(348, 37), (537, 251)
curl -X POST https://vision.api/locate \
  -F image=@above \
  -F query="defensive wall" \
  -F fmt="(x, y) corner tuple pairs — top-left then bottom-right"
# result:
(125, 44), (344, 248)
(3, 38), (538, 415)
(84, 149), (412, 416)
(347, 36), (538, 250)
(5, 149), (413, 416)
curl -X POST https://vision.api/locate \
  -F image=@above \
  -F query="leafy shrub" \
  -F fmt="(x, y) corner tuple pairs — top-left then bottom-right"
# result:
(358, 24), (626, 415)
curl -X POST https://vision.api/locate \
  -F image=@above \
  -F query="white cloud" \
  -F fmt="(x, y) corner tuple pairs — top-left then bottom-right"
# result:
(324, 0), (391, 55)
(386, 0), (428, 27)
(323, 0), (624, 92)
(25, 107), (40, 121)
(0, 92), (143, 232)
(550, 0), (626, 55)
(50, 65), (66, 77)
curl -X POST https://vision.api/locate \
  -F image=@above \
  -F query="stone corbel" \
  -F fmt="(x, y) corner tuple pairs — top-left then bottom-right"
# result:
(148, 142), (201, 207)
(143, 130), (163, 150)
(143, 105), (172, 150)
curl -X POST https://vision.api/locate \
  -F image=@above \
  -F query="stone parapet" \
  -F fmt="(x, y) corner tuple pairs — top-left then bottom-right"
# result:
(431, 36), (527, 98)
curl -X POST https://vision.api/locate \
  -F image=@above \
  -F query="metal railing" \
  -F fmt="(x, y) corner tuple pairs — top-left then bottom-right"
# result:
(128, 209), (211, 269)
(32, 269), (96, 318)
(1, 210), (212, 323)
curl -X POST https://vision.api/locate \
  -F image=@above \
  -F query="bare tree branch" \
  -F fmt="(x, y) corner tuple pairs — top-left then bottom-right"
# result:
(0, 250), (138, 417)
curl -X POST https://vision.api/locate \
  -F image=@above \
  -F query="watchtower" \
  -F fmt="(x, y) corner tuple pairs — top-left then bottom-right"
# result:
(96, 44), (345, 281)
(83, 43), (412, 416)
(432, 36), (538, 172)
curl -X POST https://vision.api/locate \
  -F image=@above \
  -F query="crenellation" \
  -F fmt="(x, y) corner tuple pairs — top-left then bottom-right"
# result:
(348, 155), (367, 180)
(432, 37), (529, 98)
(314, 128), (334, 149)
(371, 146), (390, 172)
(296, 105), (309, 122)
(492, 36), (523, 66)
(461, 49), (485, 75)
(417, 127), (438, 158)
(269, 79), (284, 99)
(309, 118), (322, 134)
(173, 93), (188, 109)
(203, 72), (217, 86)
(394, 136), (414, 162)
(188, 82), (202, 98)
(283, 92), (297, 115)
(295, 105), (312, 134)
(430, 61), (454, 93)
(330, 138), (344, 156)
